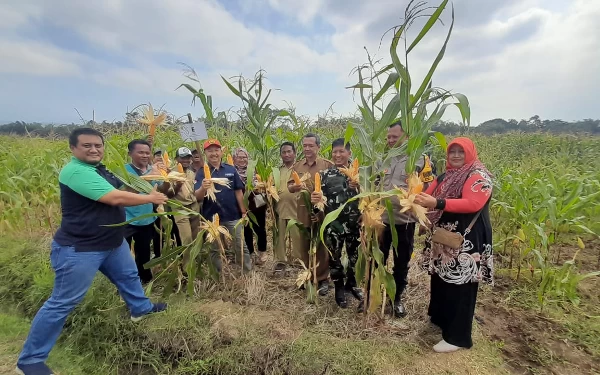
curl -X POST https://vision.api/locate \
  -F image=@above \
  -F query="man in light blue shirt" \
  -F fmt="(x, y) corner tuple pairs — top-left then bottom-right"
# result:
(124, 139), (170, 284)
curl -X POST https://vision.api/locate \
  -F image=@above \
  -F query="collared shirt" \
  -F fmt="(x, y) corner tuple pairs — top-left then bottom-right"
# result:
(124, 163), (157, 226)
(194, 163), (244, 222)
(53, 157), (125, 251)
(276, 164), (297, 220)
(288, 157), (334, 226)
(381, 154), (425, 224)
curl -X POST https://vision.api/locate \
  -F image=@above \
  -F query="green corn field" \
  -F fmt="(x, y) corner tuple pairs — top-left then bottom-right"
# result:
(0, 1), (599, 374)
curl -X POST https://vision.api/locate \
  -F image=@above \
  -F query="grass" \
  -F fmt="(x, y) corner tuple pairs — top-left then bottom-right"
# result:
(0, 235), (510, 375)
(0, 310), (106, 375)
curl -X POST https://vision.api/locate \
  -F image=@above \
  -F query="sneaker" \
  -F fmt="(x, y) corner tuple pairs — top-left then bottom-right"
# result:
(433, 339), (461, 353)
(273, 263), (286, 272)
(15, 362), (54, 375)
(131, 302), (167, 322)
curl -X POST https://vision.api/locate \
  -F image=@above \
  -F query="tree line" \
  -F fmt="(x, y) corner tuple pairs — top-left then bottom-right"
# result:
(1, 114), (598, 138)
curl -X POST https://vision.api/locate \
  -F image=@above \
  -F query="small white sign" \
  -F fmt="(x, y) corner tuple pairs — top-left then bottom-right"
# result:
(179, 121), (208, 142)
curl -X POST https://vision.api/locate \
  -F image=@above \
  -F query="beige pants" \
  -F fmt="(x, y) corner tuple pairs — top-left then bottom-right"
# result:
(174, 201), (200, 245)
(173, 201), (200, 266)
(274, 217), (300, 264)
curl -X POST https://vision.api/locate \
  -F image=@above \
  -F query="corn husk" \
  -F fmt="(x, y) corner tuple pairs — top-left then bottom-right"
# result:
(339, 158), (360, 184)
(254, 174), (280, 202)
(393, 172), (430, 226)
(359, 196), (385, 230)
(295, 259), (312, 288)
(200, 214), (231, 244)
(205, 177), (231, 202)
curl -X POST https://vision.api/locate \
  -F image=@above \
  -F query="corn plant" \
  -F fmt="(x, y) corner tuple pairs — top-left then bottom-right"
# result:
(320, 0), (470, 318)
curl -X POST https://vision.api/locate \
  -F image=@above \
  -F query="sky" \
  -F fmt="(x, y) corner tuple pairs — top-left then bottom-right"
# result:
(0, 0), (598, 126)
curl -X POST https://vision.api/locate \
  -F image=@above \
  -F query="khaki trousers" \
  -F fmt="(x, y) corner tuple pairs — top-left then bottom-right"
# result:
(274, 217), (300, 263)
(173, 201), (200, 266)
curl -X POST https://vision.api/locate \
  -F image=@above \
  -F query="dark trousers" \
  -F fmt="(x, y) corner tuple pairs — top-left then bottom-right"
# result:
(125, 223), (155, 283)
(380, 222), (416, 300)
(429, 273), (479, 348)
(245, 206), (267, 254)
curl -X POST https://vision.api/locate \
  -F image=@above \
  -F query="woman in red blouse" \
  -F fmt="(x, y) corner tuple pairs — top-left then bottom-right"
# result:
(414, 137), (494, 353)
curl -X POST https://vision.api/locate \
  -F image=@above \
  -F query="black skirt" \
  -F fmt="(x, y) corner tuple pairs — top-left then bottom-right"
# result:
(429, 273), (479, 348)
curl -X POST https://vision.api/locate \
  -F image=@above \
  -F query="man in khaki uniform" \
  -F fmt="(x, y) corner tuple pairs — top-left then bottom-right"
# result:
(274, 142), (298, 272)
(288, 133), (333, 295)
(170, 147), (201, 248)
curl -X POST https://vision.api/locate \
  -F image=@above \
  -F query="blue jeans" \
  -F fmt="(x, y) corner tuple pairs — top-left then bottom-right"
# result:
(18, 240), (153, 365)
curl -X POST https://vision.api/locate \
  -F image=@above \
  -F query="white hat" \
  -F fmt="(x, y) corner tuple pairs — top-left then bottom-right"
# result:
(176, 147), (192, 157)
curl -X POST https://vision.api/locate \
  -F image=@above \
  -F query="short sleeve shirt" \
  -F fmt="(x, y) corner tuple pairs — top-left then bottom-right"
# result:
(194, 163), (243, 222)
(124, 163), (157, 226)
(276, 165), (297, 220)
(53, 157), (126, 251)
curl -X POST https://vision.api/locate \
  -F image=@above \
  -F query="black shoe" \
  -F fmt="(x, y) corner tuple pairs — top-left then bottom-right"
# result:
(347, 286), (364, 301)
(131, 302), (168, 322)
(334, 282), (348, 308)
(393, 300), (406, 318)
(317, 280), (329, 296)
(357, 300), (365, 313)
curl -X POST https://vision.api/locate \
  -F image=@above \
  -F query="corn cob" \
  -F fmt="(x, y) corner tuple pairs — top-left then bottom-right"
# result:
(214, 213), (220, 227)
(256, 174), (262, 182)
(227, 154), (233, 165)
(177, 163), (184, 173)
(352, 158), (359, 174)
(204, 164), (211, 179)
(408, 173), (423, 195)
(292, 171), (301, 185)
(163, 151), (170, 167)
(314, 173), (321, 192)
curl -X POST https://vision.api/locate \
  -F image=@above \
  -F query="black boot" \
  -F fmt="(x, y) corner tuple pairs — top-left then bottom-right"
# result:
(345, 284), (364, 301)
(393, 296), (406, 318)
(317, 280), (329, 296)
(334, 280), (347, 308)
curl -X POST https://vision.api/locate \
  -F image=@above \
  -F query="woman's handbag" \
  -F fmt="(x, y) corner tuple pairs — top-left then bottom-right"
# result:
(431, 211), (482, 250)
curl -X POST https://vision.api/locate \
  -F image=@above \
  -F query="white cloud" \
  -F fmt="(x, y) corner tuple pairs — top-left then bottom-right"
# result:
(0, 0), (599, 124)
(0, 39), (83, 76)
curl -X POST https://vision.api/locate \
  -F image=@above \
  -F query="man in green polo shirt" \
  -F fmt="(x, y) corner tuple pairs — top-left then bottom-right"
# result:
(16, 128), (169, 375)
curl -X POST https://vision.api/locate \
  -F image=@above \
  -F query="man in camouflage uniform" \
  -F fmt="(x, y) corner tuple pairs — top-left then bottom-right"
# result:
(312, 138), (363, 308)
